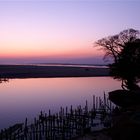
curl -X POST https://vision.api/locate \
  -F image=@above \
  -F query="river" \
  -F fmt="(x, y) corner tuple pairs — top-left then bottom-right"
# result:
(0, 77), (121, 129)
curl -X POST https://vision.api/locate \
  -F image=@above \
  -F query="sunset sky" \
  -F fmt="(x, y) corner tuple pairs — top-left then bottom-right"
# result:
(0, 0), (140, 64)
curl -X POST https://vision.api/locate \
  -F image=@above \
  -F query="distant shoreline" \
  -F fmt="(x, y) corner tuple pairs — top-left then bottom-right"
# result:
(0, 64), (109, 79)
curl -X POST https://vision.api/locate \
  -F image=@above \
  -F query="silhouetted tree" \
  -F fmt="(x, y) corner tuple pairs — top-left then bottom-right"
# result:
(95, 29), (140, 90)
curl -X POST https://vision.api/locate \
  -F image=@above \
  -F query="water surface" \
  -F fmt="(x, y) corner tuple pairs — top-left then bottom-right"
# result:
(0, 77), (121, 129)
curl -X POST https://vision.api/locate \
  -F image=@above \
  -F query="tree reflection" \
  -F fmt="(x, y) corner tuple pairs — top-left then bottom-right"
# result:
(0, 78), (9, 84)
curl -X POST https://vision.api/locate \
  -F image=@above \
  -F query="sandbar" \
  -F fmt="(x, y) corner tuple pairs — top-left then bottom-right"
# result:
(0, 65), (109, 78)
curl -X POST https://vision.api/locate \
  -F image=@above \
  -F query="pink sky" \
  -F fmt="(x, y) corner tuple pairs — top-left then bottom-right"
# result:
(0, 1), (139, 64)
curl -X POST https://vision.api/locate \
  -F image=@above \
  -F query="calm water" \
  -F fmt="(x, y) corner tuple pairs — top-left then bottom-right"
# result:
(0, 77), (121, 129)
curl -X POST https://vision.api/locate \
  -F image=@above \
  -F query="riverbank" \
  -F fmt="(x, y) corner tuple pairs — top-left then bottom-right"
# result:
(73, 129), (112, 140)
(0, 64), (109, 78)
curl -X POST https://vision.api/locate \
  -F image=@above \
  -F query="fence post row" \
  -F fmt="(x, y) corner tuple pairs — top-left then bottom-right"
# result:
(0, 95), (114, 140)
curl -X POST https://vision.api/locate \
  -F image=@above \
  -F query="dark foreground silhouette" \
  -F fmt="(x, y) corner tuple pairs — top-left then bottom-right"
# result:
(108, 89), (140, 140)
(1, 92), (140, 140)
(0, 95), (113, 140)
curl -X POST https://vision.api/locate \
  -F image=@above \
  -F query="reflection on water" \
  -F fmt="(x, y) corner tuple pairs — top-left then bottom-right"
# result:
(0, 77), (121, 129)
(0, 78), (9, 84)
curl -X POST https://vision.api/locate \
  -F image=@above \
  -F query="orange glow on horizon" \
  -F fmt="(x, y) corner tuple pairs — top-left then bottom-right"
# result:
(0, 47), (102, 59)
(0, 40), (102, 59)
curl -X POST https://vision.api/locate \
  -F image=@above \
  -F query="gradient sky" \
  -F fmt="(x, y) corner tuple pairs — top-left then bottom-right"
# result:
(0, 0), (140, 64)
